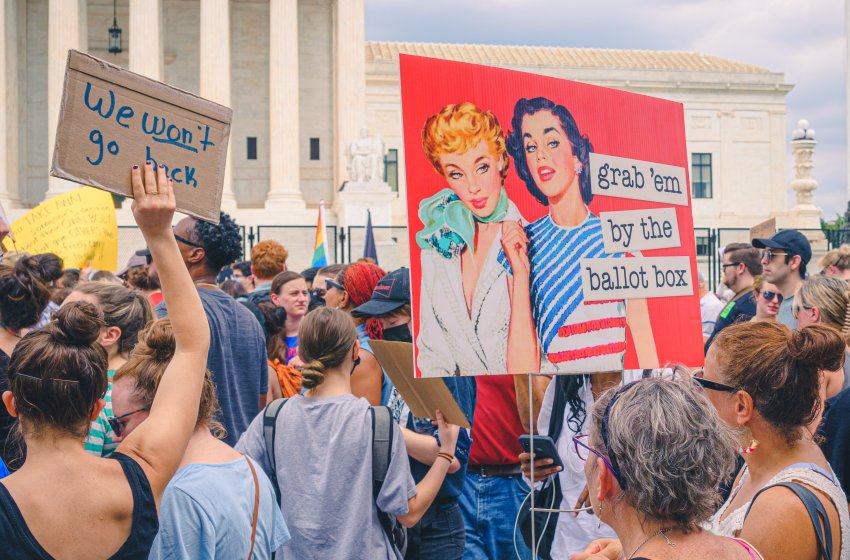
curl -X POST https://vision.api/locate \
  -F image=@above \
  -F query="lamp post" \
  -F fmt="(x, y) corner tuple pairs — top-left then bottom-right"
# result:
(108, 0), (122, 54)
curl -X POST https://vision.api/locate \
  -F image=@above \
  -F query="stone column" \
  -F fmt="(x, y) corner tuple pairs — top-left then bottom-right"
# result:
(45, 0), (86, 199)
(200, 0), (236, 208)
(333, 0), (366, 190)
(265, 0), (305, 209)
(0, 0), (20, 207)
(789, 119), (823, 230)
(129, 0), (163, 80)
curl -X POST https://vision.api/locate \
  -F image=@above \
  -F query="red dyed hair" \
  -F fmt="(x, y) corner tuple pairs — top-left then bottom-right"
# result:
(340, 262), (386, 339)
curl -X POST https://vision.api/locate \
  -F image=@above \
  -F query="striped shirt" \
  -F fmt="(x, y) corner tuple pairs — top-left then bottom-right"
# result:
(500, 213), (627, 373)
(84, 368), (118, 457)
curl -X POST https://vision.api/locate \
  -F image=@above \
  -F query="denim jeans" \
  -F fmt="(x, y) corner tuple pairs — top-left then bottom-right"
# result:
(406, 501), (466, 560)
(459, 472), (534, 560)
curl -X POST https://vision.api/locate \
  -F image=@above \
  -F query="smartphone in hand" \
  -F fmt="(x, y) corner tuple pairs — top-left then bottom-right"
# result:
(518, 435), (564, 470)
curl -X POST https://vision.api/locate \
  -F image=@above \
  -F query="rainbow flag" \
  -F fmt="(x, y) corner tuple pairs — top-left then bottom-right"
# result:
(312, 201), (329, 267)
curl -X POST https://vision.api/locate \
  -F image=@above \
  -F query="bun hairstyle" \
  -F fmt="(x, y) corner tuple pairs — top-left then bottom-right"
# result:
(298, 307), (357, 390)
(711, 321), (845, 444)
(73, 282), (153, 355)
(32, 253), (64, 284)
(507, 97), (594, 206)
(817, 244), (850, 273)
(0, 255), (52, 331)
(8, 302), (108, 438)
(126, 266), (160, 291)
(115, 319), (223, 437)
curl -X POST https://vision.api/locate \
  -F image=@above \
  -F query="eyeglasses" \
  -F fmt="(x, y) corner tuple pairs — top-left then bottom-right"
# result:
(572, 435), (620, 481)
(310, 287), (327, 298)
(760, 249), (788, 262)
(173, 229), (204, 249)
(325, 278), (345, 291)
(107, 407), (150, 438)
(721, 262), (741, 269)
(691, 369), (737, 393)
(761, 290), (783, 303)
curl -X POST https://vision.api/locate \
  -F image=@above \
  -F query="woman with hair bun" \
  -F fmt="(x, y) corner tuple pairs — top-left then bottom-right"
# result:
(323, 262), (389, 407)
(818, 244), (850, 280)
(576, 321), (850, 560)
(236, 306), (461, 560)
(501, 97), (657, 376)
(0, 255), (51, 469)
(62, 281), (153, 457)
(0, 162), (211, 558)
(110, 319), (290, 559)
(795, 275), (850, 393)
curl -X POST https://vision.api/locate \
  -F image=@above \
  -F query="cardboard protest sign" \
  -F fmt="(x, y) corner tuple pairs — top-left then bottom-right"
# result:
(401, 55), (702, 377)
(50, 50), (231, 223)
(749, 217), (776, 242)
(370, 340), (470, 428)
(1, 186), (117, 270)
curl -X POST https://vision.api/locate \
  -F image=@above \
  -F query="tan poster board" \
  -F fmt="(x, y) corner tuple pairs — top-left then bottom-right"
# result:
(50, 50), (232, 223)
(369, 340), (470, 428)
(749, 217), (777, 242)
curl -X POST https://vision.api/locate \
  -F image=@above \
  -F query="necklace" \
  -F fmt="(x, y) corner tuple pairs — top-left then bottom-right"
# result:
(0, 322), (21, 339)
(623, 527), (673, 559)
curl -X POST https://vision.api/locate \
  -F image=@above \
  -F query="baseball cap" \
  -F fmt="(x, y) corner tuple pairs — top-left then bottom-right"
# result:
(117, 250), (149, 278)
(351, 268), (410, 318)
(752, 230), (812, 264)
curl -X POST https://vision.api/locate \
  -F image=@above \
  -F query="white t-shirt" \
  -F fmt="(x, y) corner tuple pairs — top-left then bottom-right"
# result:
(700, 292), (725, 338)
(534, 379), (616, 557)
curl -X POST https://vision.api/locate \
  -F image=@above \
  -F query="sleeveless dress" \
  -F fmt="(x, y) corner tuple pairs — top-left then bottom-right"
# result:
(632, 537), (762, 559)
(707, 462), (850, 559)
(0, 452), (158, 559)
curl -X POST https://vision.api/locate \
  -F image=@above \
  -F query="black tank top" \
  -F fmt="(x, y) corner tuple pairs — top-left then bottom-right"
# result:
(0, 452), (158, 559)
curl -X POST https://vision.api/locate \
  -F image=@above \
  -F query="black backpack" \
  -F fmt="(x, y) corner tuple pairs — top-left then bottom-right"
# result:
(262, 398), (407, 556)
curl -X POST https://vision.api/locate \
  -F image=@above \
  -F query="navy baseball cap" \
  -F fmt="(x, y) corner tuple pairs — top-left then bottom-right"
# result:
(351, 268), (411, 318)
(752, 230), (812, 264)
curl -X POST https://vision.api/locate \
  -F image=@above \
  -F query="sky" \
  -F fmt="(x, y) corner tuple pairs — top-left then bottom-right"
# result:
(364, 0), (848, 220)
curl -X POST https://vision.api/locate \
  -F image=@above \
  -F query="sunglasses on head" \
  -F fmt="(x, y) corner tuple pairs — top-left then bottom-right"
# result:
(107, 407), (150, 438)
(172, 228), (204, 249)
(325, 278), (345, 291)
(691, 369), (737, 393)
(761, 290), (783, 303)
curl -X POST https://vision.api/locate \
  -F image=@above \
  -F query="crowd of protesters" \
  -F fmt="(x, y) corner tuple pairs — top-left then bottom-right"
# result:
(0, 164), (849, 560)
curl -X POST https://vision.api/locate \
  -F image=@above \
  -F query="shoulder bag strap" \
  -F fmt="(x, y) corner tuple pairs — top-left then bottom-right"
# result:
(370, 406), (396, 542)
(548, 376), (569, 442)
(744, 481), (833, 560)
(263, 398), (288, 503)
(243, 455), (261, 560)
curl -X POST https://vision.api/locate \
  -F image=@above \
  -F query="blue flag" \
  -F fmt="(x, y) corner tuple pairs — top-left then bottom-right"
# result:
(363, 210), (378, 264)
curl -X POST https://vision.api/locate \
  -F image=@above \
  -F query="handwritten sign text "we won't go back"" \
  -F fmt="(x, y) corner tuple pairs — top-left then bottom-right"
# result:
(50, 50), (232, 223)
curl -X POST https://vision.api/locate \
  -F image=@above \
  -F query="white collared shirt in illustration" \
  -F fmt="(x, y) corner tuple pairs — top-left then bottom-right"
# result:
(416, 201), (524, 377)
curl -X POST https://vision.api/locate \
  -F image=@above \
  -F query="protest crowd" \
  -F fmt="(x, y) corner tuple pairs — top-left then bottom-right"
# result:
(1, 163), (850, 560)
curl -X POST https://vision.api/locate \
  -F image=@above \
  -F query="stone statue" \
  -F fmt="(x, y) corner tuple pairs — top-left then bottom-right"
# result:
(348, 127), (386, 183)
(791, 119), (818, 206)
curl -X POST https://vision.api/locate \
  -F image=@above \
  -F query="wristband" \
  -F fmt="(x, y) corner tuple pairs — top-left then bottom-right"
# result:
(437, 453), (454, 464)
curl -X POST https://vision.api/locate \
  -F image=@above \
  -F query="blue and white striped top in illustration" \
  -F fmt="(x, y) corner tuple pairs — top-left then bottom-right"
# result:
(500, 212), (628, 372)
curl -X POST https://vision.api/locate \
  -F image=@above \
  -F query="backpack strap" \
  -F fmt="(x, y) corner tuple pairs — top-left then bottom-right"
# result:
(370, 406), (396, 542)
(263, 398), (288, 504)
(547, 376), (569, 442)
(744, 481), (833, 560)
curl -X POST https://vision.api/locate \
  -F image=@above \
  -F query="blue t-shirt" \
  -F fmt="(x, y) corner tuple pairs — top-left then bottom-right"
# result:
(407, 377), (476, 501)
(157, 287), (268, 445)
(149, 457), (290, 559)
(285, 335), (298, 364)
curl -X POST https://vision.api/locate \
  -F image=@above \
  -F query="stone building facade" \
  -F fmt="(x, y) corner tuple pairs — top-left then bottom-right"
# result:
(1, 0), (813, 269)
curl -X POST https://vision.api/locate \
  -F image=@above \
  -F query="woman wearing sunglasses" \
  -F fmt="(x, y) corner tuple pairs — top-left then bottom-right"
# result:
(110, 319), (290, 558)
(750, 275), (782, 322)
(575, 321), (850, 560)
(0, 163), (211, 558)
(572, 378), (760, 560)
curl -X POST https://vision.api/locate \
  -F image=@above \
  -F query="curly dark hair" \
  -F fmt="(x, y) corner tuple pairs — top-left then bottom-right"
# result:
(190, 212), (243, 271)
(506, 97), (594, 207)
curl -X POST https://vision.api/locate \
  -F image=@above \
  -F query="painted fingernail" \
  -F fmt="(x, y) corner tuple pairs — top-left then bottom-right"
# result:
(132, 165), (138, 170)
(160, 164), (165, 169)
(146, 160), (151, 165)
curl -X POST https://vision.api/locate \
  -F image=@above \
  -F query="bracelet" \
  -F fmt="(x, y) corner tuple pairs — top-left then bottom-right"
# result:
(437, 453), (454, 464)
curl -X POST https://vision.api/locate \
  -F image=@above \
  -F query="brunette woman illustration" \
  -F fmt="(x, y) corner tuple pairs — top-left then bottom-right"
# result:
(416, 102), (525, 376)
(501, 97), (658, 374)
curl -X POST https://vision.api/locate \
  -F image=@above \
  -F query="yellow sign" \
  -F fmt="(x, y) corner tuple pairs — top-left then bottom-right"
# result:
(2, 187), (118, 270)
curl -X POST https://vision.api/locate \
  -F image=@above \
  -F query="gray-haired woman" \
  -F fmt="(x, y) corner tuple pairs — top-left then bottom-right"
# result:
(571, 379), (763, 560)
